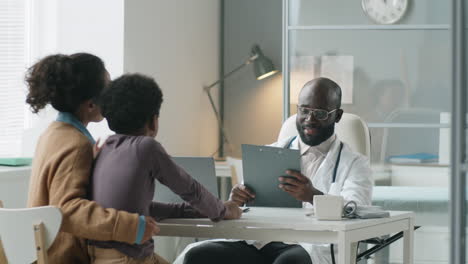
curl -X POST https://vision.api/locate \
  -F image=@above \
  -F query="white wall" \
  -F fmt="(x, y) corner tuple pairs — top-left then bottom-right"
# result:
(124, 0), (220, 156)
(30, 0), (124, 78)
(55, 0), (124, 78)
(26, 0), (219, 157)
(23, 0), (125, 155)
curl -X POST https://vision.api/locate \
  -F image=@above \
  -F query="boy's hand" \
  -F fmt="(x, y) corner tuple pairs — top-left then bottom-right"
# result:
(141, 216), (160, 243)
(229, 184), (255, 206)
(223, 201), (243, 220)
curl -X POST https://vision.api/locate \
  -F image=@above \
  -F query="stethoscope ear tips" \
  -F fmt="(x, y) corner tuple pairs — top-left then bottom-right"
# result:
(343, 201), (357, 218)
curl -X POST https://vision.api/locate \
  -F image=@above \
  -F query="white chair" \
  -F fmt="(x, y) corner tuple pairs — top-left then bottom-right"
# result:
(0, 201), (62, 264)
(277, 113), (371, 159)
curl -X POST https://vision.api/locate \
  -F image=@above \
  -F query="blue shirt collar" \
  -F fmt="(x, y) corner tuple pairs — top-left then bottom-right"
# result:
(56, 112), (96, 144)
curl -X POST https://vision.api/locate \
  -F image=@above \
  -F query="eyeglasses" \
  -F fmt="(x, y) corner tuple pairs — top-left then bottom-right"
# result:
(297, 106), (338, 120)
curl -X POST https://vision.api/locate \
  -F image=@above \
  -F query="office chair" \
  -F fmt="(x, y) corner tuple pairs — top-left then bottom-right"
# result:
(0, 201), (62, 264)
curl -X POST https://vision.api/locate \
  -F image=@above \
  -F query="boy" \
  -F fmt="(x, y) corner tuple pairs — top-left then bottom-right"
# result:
(87, 73), (242, 263)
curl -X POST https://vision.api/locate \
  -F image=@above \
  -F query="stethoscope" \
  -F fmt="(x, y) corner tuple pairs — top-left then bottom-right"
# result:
(285, 135), (344, 183)
(286, 135), (352, 264)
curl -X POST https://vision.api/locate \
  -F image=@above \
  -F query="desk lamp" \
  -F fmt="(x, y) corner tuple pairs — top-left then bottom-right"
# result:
(204, 44), (278, 157)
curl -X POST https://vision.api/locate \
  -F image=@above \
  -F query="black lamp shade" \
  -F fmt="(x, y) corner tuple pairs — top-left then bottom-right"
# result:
(251, 45), (278, 80)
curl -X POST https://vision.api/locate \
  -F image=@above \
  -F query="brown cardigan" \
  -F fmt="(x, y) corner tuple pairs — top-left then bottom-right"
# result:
(28, 122), (140, 263)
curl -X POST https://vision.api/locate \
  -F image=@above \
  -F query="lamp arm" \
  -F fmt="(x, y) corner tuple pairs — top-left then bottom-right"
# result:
(203, 53), (260, 157)
(206, 87), (230, 146)
(205, 87), (222, 125)
(204, 54), (259, 92)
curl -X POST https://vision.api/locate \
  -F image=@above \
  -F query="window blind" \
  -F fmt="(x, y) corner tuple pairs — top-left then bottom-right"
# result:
(0, 0), (28, 157)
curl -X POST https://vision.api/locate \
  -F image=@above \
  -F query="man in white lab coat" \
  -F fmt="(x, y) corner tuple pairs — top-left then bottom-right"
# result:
(181, 77), (373, 264)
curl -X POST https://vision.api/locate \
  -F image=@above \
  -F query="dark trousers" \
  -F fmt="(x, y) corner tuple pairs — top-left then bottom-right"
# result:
(183, 241), (312, 264)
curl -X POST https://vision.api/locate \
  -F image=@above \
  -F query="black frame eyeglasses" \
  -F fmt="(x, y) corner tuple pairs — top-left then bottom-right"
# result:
(297, 106), (338, 120)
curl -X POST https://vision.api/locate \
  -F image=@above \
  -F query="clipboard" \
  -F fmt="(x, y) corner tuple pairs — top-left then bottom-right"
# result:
(242, 144), (302, 208)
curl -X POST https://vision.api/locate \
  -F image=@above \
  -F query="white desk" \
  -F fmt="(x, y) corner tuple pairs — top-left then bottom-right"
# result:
(0, 166), (31, 208)
(158, 207), (415, 264)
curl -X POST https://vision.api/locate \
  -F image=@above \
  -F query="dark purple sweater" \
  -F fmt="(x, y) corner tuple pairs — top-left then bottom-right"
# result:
(88, 134), (226, 258)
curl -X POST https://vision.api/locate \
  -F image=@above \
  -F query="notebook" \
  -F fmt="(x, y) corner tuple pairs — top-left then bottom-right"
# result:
(154, 157), (219, 203)
(242, 144), (302, 208)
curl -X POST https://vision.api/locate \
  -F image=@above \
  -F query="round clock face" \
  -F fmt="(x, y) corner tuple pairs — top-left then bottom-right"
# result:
(361, 0), (408, 24)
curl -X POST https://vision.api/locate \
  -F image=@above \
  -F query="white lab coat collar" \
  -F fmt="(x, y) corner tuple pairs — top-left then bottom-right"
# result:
(299, 134), (336, 156)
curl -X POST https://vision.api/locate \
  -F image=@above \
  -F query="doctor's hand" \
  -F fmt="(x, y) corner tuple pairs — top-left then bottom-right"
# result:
(279, 170), (323, 203)
(229, 184), (256, 206)
(223, 200), (243, 220)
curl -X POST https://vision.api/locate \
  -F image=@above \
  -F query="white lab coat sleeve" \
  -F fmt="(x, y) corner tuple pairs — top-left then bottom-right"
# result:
(340, 155), (373, 206)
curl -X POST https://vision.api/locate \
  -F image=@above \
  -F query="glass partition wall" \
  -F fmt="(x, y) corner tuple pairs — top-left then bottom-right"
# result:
(282, 0), (463, 263)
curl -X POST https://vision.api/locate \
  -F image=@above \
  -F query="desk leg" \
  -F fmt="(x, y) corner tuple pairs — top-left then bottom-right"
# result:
(373, 235), (390, 264)
(403, 218), (414, 264)
(338, 233), (357, 264)
(350, 242), (358, 264)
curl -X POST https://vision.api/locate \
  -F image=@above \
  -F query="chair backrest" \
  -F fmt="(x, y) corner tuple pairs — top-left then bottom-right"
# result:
(0, 205), (62, 264)
(277, 113), (371, 158)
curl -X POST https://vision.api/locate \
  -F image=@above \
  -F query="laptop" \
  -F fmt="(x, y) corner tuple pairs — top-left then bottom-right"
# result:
(154, 157), (219, 203)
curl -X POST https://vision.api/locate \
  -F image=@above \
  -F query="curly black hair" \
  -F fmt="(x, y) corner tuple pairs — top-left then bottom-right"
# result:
(99, 73), (163, 134)
(25, 53), (107, 113)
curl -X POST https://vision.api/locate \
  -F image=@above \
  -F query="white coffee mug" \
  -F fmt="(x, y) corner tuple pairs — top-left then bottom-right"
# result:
(313, 195), (344, 220)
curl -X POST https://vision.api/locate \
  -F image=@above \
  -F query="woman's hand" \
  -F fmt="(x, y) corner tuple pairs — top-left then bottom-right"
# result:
(93, 138), (102, 158)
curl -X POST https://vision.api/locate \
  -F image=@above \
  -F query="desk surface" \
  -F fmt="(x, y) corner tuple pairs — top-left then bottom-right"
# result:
(159, 207), (415, 264)
(160, 207), (413, 232)
(0, 165), (31, 173)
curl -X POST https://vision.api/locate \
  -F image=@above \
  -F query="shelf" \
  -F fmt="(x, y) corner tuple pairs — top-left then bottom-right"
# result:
(389, 162), (449, 167)
(288, 24), (450, 30)
(368, 123), (450, 128)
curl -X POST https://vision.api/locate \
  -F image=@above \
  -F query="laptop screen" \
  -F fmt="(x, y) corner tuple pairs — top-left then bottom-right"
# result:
(153, 157), (219, 203)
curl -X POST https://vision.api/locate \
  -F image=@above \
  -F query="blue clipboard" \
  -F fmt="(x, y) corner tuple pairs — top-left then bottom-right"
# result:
(242, 144), (302, 208)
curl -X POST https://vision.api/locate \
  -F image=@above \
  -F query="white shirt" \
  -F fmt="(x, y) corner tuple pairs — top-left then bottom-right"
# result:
(299, 134), (336, 182)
